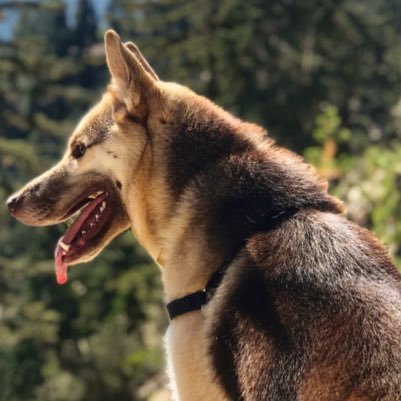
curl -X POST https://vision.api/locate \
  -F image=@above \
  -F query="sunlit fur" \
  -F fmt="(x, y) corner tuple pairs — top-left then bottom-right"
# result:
(8, 30), (401, 401)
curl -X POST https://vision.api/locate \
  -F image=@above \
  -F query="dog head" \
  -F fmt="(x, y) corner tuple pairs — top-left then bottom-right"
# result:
(7, 30), (185, 284)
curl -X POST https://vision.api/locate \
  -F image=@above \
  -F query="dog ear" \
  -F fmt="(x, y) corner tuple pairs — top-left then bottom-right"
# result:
(104, 30), (157, 118)
(124, 41), (159, 81)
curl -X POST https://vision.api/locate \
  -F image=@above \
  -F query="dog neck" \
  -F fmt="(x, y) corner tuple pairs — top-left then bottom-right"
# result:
(159, 209), (228, 302)
(123, 136), (228, 302)
(131, 176), (230, 302)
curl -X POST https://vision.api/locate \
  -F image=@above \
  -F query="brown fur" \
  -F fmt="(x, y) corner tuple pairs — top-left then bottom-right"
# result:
(7, 30), (401, 401)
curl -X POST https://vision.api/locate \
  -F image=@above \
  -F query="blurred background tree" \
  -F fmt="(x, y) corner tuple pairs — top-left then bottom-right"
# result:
(1, 0), (401, 400)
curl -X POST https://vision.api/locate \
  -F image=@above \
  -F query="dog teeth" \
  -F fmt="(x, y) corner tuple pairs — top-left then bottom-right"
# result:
(100, 201), (106, 213)
(81, 230), (86, 235)
(95, 214), (99, 220)
(88, 191), (104, 199)
(90, 222), (94, 227)
(59, 241), (70, 252)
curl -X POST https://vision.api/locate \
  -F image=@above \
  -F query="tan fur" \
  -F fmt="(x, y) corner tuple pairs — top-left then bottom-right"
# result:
(166, 312), (228, 401)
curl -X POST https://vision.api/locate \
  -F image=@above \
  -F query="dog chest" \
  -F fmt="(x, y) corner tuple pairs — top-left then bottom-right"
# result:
(165, 311), (228, 401)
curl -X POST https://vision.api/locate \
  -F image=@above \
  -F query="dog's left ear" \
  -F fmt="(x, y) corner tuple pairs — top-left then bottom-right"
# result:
(104, 29), (158, 119)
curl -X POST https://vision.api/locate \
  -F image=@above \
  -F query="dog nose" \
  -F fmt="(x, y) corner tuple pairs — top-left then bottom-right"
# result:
(6, 195), (21, 214)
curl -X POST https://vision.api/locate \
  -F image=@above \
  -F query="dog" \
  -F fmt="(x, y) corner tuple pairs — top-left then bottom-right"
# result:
(7, 30), (401, 401)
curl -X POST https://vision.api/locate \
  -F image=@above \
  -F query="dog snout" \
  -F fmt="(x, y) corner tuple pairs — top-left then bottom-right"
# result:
(6, 193), (23, 215)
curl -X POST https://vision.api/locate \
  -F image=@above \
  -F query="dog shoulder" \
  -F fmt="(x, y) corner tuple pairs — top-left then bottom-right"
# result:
(205, 210), (401, 400)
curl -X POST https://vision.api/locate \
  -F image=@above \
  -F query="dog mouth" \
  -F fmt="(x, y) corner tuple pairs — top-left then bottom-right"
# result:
(54, 190), (111, 285)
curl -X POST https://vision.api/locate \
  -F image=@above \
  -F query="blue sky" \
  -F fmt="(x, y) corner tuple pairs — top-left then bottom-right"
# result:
(0, 0), (110, 40)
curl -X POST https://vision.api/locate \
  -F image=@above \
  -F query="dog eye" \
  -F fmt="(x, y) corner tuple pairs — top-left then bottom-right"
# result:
(71, 143), (86, 159)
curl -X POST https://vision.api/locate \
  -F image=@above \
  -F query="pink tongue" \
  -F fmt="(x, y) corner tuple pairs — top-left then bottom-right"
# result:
(54, 193), (107, 285)
(55, 245), (68, 285)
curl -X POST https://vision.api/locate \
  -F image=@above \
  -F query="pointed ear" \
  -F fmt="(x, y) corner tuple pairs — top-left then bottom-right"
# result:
(104, 30), (157, 116)
(124, 41), (159, 81)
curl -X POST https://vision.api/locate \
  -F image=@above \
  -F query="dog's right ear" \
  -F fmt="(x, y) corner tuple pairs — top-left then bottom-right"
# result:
(104, 29), (158, 119)
(124, 41), (159, 81)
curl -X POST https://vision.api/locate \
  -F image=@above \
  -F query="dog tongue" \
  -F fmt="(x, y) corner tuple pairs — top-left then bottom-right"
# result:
(54, 192), (107, 285)
(55, 245), (68, 285)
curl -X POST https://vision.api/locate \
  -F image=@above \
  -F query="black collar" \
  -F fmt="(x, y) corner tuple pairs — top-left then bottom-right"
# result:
(166, 248), (241, 320)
